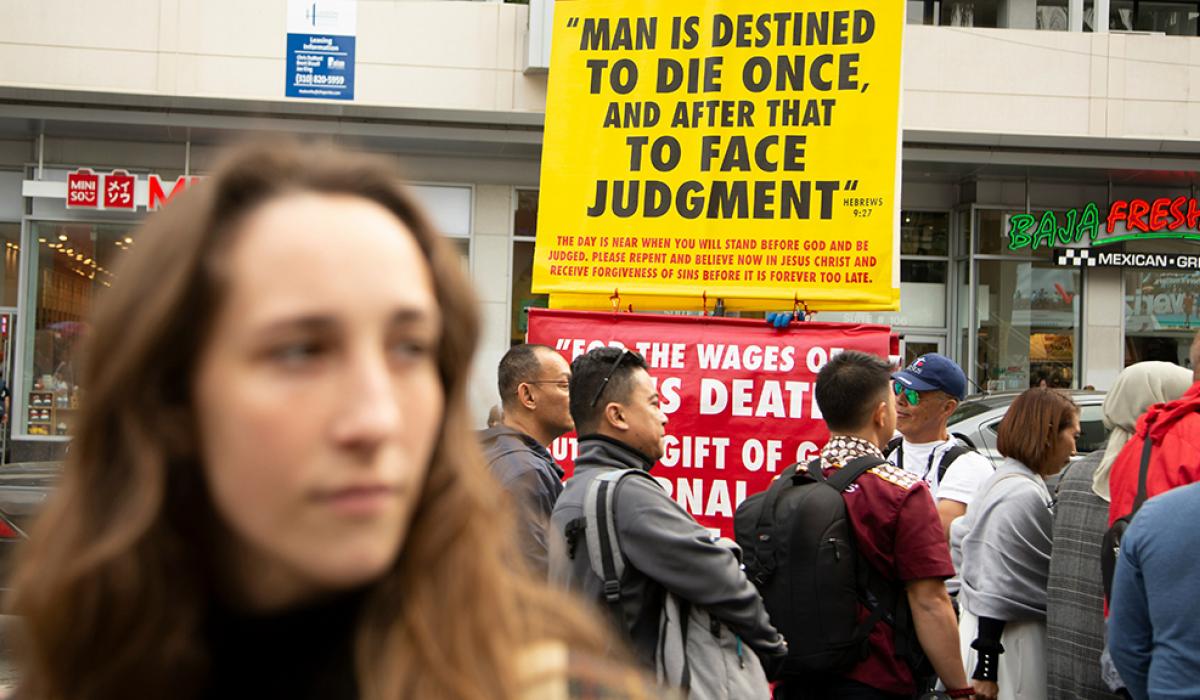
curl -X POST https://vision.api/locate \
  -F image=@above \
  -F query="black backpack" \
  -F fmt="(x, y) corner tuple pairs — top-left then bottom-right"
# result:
(1101, 434), (1153, 604)
(884, 436), (973, 486)
(733, 455), (927, 677)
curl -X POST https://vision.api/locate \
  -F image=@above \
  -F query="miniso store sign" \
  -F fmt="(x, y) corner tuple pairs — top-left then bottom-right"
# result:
(22, 169), (201, 212)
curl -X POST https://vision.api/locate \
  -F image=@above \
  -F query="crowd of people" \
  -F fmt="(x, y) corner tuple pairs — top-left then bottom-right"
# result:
(485, 325), (1200, 699)
(3, 140), (1198, 700)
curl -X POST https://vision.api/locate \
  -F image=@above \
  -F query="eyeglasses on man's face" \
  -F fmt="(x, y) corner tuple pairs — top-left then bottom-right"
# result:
(892, 380), (922, 407)
(527, 380), (570, 391)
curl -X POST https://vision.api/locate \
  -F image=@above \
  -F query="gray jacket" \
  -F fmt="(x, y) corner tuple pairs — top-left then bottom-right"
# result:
(1046, 450), (1123, 700)
(951, 457), (1054, 622)
(547, 435), (786, 667)
(479, 424), (564, 577)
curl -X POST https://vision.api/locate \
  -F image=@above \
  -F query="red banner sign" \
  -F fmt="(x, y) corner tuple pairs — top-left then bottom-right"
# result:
(527, 308), (892, 536)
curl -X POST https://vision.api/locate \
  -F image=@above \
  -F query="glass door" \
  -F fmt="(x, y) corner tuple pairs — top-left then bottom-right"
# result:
(901, 334), (945, 367)
(969, 207), (1081, 393)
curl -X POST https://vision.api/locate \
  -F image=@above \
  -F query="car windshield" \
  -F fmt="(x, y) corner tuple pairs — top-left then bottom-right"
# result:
(948, 401), (999, 424)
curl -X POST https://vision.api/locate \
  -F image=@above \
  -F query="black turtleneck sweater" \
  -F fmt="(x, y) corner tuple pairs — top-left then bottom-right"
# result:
(203, 589), (364, 699)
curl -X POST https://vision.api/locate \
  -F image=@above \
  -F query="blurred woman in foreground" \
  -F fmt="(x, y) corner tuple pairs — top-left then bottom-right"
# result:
(6, 143), (646, 700)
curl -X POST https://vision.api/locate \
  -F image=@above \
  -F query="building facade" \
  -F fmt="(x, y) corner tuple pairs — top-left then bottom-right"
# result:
(1, 0), (1199, 460)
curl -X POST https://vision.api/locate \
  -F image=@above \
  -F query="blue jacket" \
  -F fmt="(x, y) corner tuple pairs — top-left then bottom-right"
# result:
(1109, 480), (1200, 700)
(479, 425), (564, 577)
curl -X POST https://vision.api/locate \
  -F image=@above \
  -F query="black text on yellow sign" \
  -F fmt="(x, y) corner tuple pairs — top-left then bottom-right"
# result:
(534, 3), (903, 312)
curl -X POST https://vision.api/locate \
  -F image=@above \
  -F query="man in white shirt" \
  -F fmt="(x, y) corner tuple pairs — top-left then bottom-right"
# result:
(889, 354), (994, 539)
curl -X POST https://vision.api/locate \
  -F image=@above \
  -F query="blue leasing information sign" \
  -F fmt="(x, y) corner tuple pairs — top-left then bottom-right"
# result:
(286, 1), (357, 101)
(286, 33), (355, 100)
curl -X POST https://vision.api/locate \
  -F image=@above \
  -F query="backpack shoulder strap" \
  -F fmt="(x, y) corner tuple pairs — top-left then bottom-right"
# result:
(746, 461), (806, 584)
(584, 470), (646, 618)
(884, 435), (903, 459)
(815, 453), (898, 657)
(1131, 434), (1155, 514)
(936, 444), (972, 484)
(825, 454), (888, 492)
(754, 461), (803, 527)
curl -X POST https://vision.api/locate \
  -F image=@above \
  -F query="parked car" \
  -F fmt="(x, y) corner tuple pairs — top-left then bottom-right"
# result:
(946, 390), (1109, 469)
(0, 462), (60, 588)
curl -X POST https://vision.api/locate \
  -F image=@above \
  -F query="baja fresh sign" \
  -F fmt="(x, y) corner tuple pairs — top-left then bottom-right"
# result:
(1008, 197), (1200, 251)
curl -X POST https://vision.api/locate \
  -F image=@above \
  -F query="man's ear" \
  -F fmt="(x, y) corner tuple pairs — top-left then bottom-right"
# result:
(603, 402), (627, 431)
(517, 383), (536, 410)
(941, 397), (959, 421)
(873, 400), (889, 429)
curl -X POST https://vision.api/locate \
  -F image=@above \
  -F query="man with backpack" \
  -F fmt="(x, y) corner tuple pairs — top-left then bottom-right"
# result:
(761, 351), (972, 700)
(888, 353), (994, 538)
(547, 346), (787, 695)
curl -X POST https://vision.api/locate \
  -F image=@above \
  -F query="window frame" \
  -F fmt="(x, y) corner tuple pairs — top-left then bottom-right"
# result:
(511, 187), (541, 346)
(968, 205), (1085, 392)
(15, 216), (141, 441)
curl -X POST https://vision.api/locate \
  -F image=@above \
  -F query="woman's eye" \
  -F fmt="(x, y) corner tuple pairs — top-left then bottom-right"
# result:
(389, 339), (433, 361)
(270, 341), (325, 366)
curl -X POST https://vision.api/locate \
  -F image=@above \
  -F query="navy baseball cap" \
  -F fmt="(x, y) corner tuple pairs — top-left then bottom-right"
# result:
(892, 354), (967, 401)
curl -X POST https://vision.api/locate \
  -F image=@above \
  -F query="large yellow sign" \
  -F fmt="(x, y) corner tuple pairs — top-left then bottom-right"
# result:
(533, 1), (902, 311)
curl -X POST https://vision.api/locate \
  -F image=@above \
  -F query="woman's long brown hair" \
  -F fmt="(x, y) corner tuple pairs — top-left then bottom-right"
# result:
(7, 142), (611, 699)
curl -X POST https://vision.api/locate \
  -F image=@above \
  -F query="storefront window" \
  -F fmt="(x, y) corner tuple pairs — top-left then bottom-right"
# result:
(511, 241), (548, 344)
(1037, 0), (1070, 28)
(941, 0), (999, 26)
(975, 209), (1053, 259)
(820, 211), (950, 330)
(901, 212), (949, 256)
(1107, 0), (1199, 33)
(903, 340), (940, 365)
(1124, 268), (1200, 367)
(1120, 239), (1200, 368)
(21, 222), (133, 437)
(0, 223), (20, 307)
(908, 0), (941, 23)
(511, 189), (546, 345)
(1111, 0), (1136, 27)
(1135, 1), (1199, 33)
(515, 189), (539, 237)
(815, 263), (949, 328)
(976, 260), (1080, 391)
